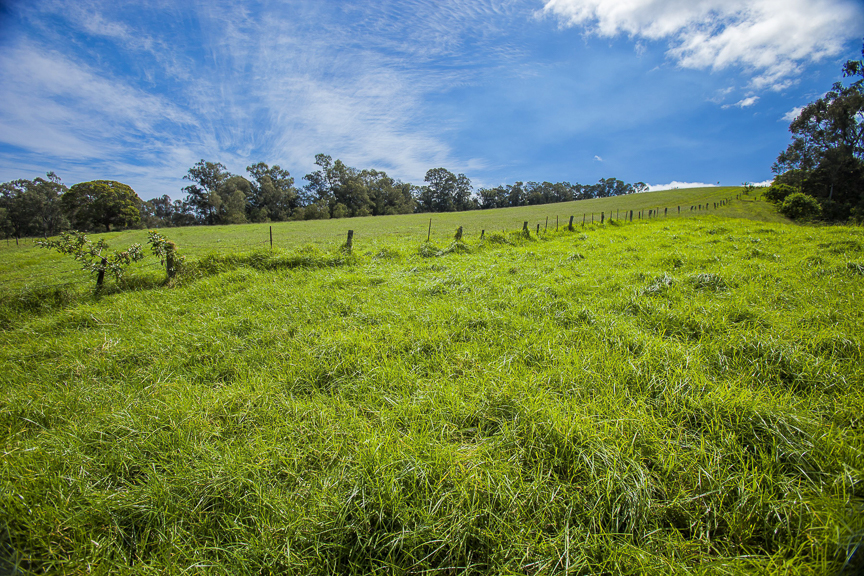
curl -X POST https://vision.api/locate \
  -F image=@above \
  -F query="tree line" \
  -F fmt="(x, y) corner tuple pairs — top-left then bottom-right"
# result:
(1, 154), (646, 238)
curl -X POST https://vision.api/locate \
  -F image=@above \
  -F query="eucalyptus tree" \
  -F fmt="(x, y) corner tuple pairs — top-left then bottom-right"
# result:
(773, 43), (864, 219)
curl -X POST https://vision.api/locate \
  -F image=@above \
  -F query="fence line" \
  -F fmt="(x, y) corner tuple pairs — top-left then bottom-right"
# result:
(2, 193), (748, 293)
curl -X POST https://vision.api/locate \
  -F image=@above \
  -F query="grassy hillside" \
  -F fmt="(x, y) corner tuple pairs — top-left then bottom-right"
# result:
(0, 186), (770, 295)
(2, 195), (863, 574)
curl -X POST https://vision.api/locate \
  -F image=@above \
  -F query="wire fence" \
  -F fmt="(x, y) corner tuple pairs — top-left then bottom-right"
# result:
(0, 194), (745, 294)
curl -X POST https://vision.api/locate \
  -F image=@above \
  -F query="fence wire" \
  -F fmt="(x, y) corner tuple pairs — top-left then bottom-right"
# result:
(1, 194), (743, 294)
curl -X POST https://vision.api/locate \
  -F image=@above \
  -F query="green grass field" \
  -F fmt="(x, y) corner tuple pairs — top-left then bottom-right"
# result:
(2, 188), (863, 574)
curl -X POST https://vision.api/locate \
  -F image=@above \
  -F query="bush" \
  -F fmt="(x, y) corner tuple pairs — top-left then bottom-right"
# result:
(780, 192), (822, 221)
(764, 183), (795, 204)
(332, 203), (349, 219)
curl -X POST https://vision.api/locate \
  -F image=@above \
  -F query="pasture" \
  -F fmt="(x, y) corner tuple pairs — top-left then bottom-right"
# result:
(1, 188), (863, 574)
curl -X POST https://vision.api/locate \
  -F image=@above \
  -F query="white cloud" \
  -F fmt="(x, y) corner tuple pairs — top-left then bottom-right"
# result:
(541, 0), (864, 90)
(722, 96), (760, 109)
(594, 155), (603, 161)
(648, 181), (717, 191)
(782, 106), (803, 122)
(750, 179), (774, 187)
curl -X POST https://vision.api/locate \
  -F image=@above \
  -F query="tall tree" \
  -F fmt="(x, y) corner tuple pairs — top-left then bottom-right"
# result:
(247, 162), (298, 222)
(302, 154), (338, 208)
(421, 168), (473, 212)
(62, 180), (142, 232)
(773, 43), (864, 219)
(216, 176), (253, 224)
(182, 160), (230, 224)
(0, 173), (69, 238)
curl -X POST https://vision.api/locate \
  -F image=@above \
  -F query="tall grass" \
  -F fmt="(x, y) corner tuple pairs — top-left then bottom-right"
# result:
(1, 212), (862, 574)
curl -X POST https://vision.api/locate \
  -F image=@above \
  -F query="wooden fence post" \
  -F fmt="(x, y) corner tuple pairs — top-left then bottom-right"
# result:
(536, 223), (540, 235)
(582, 214), (586, 226)
(629, 210), (633, 222)
(664, 207), (668, 216)
(556, 216), (559, 230)
(568, 216), (574, 231)
(601, 211), (604, 224)
(427, 218), (432, 242)
(523, 221), (529, 236)
(545, 216), (548, 231)
(269, 226), (273, 250)
(346, 230), (354, 252)
(481, 229), (485, 239)
(96, 258), (107, 289)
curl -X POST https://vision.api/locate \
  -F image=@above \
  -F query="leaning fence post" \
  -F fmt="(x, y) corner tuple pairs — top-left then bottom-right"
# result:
(96, 257), (107, 289)
(346, 230), (354, 252)
(536, 223), (540, 235)
(427, 218), (432, 242)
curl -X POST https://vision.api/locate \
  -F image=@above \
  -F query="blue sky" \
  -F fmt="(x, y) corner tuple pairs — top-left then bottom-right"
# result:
(0, 0), (862, 200)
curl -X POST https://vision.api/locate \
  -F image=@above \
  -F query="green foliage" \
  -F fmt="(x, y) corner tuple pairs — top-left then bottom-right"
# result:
(38, 230), (144, 283)
(773, 43), (864, 219)
(419, 167), (474, 212)
(147, 230), (185, 278)
(182, 159), (229, 225)
(62, 180), (142, 232)
(780, 192), (823, 221)
(764, 183), (796, 204)
(0, 172), (68, 238)
(332, 203), (349, 219)
(246, 162), (298, 222)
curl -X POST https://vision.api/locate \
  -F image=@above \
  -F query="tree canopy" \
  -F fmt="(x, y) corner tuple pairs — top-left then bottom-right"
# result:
(772, 43), (864, 220)
(62, 180), (142, 232)
(0, 173), (68, 238)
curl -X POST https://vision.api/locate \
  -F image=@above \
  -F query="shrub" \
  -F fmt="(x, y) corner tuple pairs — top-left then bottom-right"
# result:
(764, 183), (795, 204)
(332, 203), (349, 219)
(780, 192), (822, 221)
(38, 231), (144, 288)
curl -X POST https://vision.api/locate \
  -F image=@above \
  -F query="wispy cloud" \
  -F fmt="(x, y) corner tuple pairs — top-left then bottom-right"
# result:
(722, 96), (760, 109)
(593, 155), (603, 162)
(0, 0), (529, 197)
(541, 0), (864, 92)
